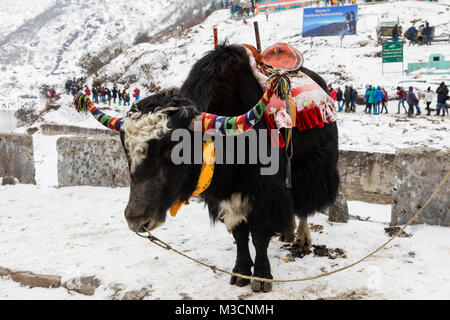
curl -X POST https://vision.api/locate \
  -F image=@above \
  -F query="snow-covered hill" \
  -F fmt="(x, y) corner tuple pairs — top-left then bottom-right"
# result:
(90, 0), (450, 94)
(0, 0), (211, 101)
(2, 0), (450, 104)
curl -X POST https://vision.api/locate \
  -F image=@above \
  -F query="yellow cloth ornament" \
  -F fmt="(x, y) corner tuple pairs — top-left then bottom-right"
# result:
(169, 141), (215, 217)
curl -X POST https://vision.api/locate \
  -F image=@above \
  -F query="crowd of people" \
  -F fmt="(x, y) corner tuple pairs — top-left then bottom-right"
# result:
(65, 78), (85, 97)
(327, 82), (448, 117)
(64, 78), (141, 107)
(395, 83), (448, 117)
(88, 85), (141, 107)
(328, 85), (358, 113)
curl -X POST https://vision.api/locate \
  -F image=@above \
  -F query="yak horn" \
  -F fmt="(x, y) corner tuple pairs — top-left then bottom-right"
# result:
(73, 93), (124, 132)
(196, 70), (291, 136)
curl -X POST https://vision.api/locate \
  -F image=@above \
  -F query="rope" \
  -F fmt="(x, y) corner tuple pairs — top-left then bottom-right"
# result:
(140, 172), (449, 283)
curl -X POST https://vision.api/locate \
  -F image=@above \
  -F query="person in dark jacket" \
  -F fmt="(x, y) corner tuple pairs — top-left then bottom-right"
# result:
(65, 80), (72, 94)
(350, 86), (357, 112)
(423, 22), (432, 45)
(436, 82), (449, 116)
(336, 87), (343, 112)
(118, 89), (123, 106)
(407, 24), (417, 45)
(344, 85), (351, 112)
(112, 86), (118, 104)
(392, 24), (399, 42)
(406, 87), (419, 117)
(100, 87), (105, 103)
(104, 87), (111, 106)
(92, 86), (99, 103)
(123, 90), (130, 106)
(364, 85), (371, 113)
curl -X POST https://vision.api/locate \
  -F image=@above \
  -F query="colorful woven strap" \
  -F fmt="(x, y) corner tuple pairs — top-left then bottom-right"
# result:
(73, 93), (124, 132)
(169, 141), (215, 217)
(202, 86), (275, 135)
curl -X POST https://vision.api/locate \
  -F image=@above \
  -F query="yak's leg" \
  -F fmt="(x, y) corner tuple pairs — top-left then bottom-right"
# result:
(278, 214), (296, 243)
(295, 216), (312, 248)
(250, 229), (273, 292)
(230, 222), (253, 287)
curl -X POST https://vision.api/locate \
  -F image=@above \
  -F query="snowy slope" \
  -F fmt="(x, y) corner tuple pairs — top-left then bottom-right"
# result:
(0, 0), (211, 102)
(92, 0), (450, 95)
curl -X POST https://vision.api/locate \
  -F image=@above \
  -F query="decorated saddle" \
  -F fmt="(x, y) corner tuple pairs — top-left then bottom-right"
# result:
(243, 42), (336, 145)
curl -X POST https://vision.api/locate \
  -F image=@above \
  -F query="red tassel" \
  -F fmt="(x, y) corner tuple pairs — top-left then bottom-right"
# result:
(295, 107), (324, 131)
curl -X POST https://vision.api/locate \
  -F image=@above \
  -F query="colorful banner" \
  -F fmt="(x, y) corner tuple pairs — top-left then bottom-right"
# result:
(302, 5), (358, 37)
(256, 0), (316, 14)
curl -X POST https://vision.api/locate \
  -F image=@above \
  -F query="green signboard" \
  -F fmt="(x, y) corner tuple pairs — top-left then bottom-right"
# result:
(382, 42), (403, 63)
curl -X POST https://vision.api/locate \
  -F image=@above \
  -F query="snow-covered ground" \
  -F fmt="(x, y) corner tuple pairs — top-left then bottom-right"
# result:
(1, 185), (449, 300)
(1, 0), (449, 300)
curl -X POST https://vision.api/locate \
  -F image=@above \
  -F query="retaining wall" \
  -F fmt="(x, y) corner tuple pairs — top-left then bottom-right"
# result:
(338, 150), (395, 204)
(391, 147), (449, 227)
(55, 137), (396, 203)
(41, 124), (117, 137)
(0, 133), (36, 184)
(57, 136), (129, 187)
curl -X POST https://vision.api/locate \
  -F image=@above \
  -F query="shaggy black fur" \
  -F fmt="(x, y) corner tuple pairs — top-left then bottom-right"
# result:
(180, 44), (339, 218)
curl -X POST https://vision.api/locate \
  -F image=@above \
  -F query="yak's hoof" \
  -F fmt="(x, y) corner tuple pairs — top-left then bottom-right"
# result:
(230, 275), (251, 287)
(251, 279), (273, 292)
(230, 267), (252, 287)
(279, 232), (295, 243)
(295, 234), (312, 248)
(296, 224), (312, 248)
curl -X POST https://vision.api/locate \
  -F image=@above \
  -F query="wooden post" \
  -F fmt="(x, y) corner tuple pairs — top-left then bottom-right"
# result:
(253, 21), (262, 55)
(213, 28), (218, 49)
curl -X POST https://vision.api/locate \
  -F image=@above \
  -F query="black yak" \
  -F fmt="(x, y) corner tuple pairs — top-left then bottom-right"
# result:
(74, 44), (339, 292)
(177, 44), (339, 291)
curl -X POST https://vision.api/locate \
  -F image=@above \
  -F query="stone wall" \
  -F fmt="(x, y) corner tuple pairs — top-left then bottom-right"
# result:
(391, 148), (449, 227)
(0, 133), (36, 184)
(41, 124), (116, 137)
(57, 136), (129, 187)
(55, 138), (396, 203)
(338, 150), (395, 204)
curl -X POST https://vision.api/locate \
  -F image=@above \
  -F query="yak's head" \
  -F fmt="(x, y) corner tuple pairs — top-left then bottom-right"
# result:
(119, 88), (199, 233)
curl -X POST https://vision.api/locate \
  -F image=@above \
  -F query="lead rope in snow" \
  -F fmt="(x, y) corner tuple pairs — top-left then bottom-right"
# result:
(138, 172), (449, 284)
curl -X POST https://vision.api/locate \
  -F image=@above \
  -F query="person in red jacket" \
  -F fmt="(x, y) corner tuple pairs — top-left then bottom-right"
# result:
(133, 87), (140, 101)
(49, 87), (56, 104)
(330, 86), (337, 109)
(396, 86), (407, 114)
(84, 86), (90, 96)
(380, 87), (388, 113)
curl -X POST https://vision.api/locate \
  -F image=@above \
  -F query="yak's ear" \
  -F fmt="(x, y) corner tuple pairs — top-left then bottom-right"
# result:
(166, 105), (200, 131)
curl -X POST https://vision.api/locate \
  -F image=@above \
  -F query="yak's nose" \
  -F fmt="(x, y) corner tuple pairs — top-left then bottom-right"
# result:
(126, 217), (151, 233)
(124, 205), (149, 233)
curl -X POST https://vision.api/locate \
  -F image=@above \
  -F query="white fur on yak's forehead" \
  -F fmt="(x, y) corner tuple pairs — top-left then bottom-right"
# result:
(122, 108), (173, 173)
